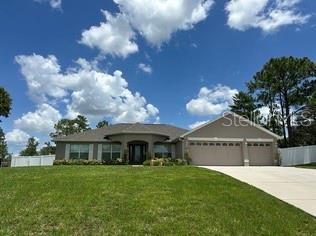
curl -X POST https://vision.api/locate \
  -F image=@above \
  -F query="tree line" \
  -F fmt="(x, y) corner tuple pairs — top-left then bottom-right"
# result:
(230, 57), (316, 147)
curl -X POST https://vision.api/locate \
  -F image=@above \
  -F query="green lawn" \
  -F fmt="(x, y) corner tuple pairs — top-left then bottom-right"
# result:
(0, 166), (315, 235)
(296, 162), (316, 169)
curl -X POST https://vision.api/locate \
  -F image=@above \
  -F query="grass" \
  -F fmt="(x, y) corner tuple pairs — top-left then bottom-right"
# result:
(0, 166), (315, 235)
(296, 162), (316, 169)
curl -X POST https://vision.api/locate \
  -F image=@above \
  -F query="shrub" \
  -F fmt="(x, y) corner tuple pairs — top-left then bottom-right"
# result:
(143, 160), (151, 166)
(53, 159), (127, 166)
(142, 157), (188, 166)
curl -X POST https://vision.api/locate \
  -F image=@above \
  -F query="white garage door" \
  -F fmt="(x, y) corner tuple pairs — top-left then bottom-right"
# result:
(189, 142), (243, 166)
(248, 143), (274, 166)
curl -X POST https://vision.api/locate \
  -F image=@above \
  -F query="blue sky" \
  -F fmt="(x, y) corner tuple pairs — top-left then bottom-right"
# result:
(1, 0), (315, 153)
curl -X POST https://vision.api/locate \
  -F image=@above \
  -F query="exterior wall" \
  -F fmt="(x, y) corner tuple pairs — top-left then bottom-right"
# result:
(175, 141), (183, 159)
(54, 134), (176, 162)
(108, 134), (167, 161)
(93, 143), (100, 160)
(184, 114), (279, 166)
(55, 142), (66, 160)
(187, 113), (274, 139)
(55, 142), (104, 160)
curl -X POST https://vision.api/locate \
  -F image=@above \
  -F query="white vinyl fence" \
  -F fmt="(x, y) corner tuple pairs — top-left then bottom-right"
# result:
(279, 145), (316, 166)
(11, 155), (55, 167)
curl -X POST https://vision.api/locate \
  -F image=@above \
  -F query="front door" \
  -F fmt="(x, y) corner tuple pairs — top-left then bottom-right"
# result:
(129, 144), (147, 164)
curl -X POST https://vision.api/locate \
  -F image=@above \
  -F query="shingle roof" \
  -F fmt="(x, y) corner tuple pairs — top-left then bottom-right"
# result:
(53, 123), (188, 142)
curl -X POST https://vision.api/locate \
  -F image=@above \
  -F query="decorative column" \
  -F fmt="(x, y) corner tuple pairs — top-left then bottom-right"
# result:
(272, 140), (278, 166)
(97, 144), (102, 161)
(65, 144), (70, 160)
(242, 138), (249, 166)
(88, 144), (94, 160)
(171, 144), (176, 159)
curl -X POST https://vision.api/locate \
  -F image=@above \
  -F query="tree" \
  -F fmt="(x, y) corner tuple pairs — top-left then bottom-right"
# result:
(0, 127), (8, 162)
(230, 92), (261, 123)
(40, 142), (56, 155)
(292, 84), (316, 146)
(76, 115), (90, 132)
(0, 87), (12, 122)
(50, 115), (90, 137)
(20, 137), (39, 156)
(248, 57), (316, 146)
(96, 120), (109, 128)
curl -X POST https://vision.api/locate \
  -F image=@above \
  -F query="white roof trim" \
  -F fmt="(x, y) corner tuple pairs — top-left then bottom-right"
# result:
(246, 138), (274, 143)
(187, 137), (243, 142)
(181, 112), (282, 139)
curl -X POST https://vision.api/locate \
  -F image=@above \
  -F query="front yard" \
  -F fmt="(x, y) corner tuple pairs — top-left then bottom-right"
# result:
(0, 166), (315, 235)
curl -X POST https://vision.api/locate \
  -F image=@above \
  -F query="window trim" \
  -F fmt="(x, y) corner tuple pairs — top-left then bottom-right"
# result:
(69, 144), (90, 160)
(153, 143), (172, 158)
(102, 143), (122, 161)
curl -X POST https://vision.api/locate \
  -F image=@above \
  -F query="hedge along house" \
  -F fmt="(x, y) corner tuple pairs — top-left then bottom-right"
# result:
(53, 112), (282, 166)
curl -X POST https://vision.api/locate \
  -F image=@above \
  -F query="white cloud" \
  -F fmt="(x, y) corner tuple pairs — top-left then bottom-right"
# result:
(138, 63), (152, 74)
(225, 0), (310, 32)
(34, 0), (62, 9)
(80, 0), (213, 55)
(15, 54), (66, 103)
(259, 106), (271, 119)
(186, 85), (238, 116)
(80, 10), (138, 58)
(14, 104), (62, 135)
(6, 129), (31, 154)
(15, 54), (159, 124)
(189, 120), (209, 129)
(114, 0), (214, 46)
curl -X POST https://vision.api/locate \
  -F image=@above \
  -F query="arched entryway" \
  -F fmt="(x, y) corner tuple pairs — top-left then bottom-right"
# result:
(128, 141), (148, 165)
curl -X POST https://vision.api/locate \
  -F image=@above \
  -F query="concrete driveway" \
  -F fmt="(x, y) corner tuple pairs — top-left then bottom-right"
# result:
(201, 166), (316, 217)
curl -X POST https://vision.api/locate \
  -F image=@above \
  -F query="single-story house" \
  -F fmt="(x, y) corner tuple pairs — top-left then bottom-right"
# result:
(53, 112), (281, 166)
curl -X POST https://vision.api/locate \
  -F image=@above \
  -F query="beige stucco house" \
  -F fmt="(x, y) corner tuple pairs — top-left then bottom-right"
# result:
(54, 112), (281, 166)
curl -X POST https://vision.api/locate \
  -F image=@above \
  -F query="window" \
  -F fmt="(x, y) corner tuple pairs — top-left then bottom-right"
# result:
(229, 143), (234, 146)
(102, 143), (122, 161)
(189, 142), (195, 146)
(222, 143), (228, 146)
(209, 143), (215, 146)
(216, 143), (221, 146)
(203, 143), (208, 146)
(259, 143), (265, 147)
(196, 143), (202, 146)
(254, 143), (259, 147)
(154, 144), (171, 158)
(265, 143), (271, 147)
(235, 143), (241, 146)
(70, 144), (89, 160)
(247, 143), (252, 146)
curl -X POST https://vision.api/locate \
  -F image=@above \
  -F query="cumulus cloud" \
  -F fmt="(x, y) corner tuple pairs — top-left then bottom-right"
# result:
(186, 85), (238, 116)
(6, 129), (31, 154)
(34, 0), (62, 9)
(80, 11), (138, 58)
(80, 0), (214, 56)
(189, 120), (209, 129)
(114, 0), (214, 46)
(14, 104), (62, 135)
(225, 0), (310, 32)
(138, 63), (152, 74)
(15, 54), (159, 124)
